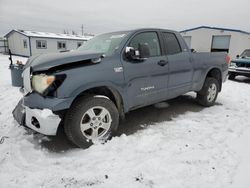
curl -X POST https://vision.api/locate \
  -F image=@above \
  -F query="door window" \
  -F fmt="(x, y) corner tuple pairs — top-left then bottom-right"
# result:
(162, 32), (181, 55)
(129, 32), (161, 57)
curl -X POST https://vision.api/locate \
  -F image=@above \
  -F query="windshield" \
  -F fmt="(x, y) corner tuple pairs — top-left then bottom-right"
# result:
(241, 49), (250, 57)
(77, 32), (129, 56)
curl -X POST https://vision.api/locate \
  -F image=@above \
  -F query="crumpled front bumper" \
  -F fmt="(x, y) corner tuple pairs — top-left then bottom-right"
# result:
(13, 99), (61, 136)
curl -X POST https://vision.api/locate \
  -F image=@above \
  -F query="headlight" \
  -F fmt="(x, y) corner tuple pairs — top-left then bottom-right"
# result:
(230, 62), (237, 67)
(32, 74), (55, 94)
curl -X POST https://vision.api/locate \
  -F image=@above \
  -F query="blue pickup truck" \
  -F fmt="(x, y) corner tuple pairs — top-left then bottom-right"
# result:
(228, 49), (250, 80)
(13, 28), (229, 148)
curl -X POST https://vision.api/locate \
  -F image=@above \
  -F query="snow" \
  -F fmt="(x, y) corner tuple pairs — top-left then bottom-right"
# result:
(40, 109), (56, 118)
(0, 53), (250, 188)
(8, 29), (93, 41)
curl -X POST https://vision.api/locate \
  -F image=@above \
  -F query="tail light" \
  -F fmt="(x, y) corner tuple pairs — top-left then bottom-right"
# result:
(226, 54), (231, 64)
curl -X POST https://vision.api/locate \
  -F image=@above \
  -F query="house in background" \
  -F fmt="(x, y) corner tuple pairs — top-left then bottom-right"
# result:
(180, 26), (250, 58)
(4, 29), (93, 57)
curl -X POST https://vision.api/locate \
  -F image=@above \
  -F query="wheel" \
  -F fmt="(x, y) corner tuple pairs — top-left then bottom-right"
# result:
(228, 73), (236, 80)
(196, 77), (219, 107)
(64, 95), (119, 148)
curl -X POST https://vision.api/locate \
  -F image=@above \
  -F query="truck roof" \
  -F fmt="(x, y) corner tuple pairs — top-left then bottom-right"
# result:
(106, 28), (179, 35)
(131, 28), (178, 33)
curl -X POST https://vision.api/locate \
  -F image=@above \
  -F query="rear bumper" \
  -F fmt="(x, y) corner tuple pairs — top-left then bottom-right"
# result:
(13, 99), (61, 136)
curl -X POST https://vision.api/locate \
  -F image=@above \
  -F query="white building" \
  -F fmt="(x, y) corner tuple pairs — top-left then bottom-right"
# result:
(5, 30), (92, 57)
(180, 26), (250, 58)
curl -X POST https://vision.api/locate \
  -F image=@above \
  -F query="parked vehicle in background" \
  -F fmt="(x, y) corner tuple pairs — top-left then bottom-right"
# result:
(13, 28), (229, 148)
(228, 49), (250, 80)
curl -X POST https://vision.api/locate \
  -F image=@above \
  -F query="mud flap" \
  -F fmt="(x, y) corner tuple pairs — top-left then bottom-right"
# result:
(12, 99), (25, 125)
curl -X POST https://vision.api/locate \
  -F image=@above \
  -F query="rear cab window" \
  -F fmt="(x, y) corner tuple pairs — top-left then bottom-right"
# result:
(162, 32), (182, 55)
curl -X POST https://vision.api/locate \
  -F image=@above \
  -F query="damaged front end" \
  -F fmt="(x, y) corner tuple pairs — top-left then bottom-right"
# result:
(12, 51), (104, 135)
(12, 66), (62, 135)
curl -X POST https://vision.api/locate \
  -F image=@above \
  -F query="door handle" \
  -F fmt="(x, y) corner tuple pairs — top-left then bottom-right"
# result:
(158, 60), (168, 66)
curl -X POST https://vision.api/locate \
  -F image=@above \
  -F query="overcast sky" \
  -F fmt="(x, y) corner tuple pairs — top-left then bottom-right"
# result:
(0, 0), (249, 36)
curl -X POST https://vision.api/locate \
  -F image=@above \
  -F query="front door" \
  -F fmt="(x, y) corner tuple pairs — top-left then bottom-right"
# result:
(121, 31), (169, 109)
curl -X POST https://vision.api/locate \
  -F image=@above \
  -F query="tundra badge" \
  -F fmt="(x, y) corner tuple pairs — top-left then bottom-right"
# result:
(114, 67), (123, 73)
(141, 86), (155, 91)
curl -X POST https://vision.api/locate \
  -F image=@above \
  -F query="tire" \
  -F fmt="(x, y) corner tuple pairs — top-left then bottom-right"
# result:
(64, 95), (119, 148)
(196, 77), (219, 107)
(228, 73), (236, 80)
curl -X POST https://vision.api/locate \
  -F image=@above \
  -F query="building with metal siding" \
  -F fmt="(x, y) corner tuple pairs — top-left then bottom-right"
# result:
(4, 30), (92, 57)
(180, 26), (250, 58)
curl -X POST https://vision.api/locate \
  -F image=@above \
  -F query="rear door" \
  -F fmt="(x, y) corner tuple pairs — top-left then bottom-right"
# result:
(121, 31), (169, 109)
(162, 32), (193, 97)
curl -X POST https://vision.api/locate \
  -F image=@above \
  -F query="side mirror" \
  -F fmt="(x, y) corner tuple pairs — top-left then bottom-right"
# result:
(125, 47), (137, 59)
(191, 48), (196, 53)
(236, 55), (240, 58)
(125, 43), (150, 61)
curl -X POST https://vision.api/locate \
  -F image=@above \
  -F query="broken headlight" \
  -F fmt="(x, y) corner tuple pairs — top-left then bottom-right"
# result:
(31, 74), (55, 94)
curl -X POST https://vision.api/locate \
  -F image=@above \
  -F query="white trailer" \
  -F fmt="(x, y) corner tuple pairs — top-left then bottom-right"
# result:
(5, 30), (92, 57)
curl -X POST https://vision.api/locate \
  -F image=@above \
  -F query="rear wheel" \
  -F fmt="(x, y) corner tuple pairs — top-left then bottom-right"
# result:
(196, 77), (219, 107)
(64, 95), (119, 148)
(228, 73), (236, 80)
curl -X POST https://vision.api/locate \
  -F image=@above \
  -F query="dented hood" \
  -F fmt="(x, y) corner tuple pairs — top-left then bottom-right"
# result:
(25, 51), (103, 72)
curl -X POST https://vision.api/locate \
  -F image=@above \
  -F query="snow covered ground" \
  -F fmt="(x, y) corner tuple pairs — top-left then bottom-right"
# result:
(0, 53), (250, 188)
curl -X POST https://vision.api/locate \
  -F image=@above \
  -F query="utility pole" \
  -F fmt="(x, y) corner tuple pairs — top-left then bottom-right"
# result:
(81, 24), (84, 36)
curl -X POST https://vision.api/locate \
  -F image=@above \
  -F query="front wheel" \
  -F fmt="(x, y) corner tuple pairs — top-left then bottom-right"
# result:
(64, 95), (119, 148)
(196, 77), (219, 107)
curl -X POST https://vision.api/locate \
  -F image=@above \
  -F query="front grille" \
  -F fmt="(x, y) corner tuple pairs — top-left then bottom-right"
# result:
(236, 62), (250, 68)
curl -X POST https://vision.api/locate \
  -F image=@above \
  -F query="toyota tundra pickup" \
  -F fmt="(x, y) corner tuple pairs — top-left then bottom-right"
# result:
(13, 28), (229, 148)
